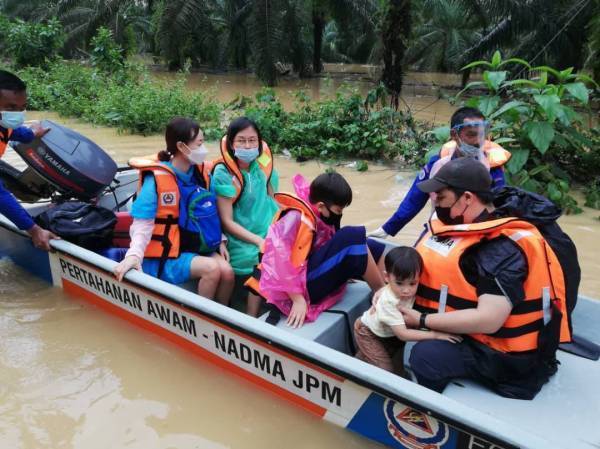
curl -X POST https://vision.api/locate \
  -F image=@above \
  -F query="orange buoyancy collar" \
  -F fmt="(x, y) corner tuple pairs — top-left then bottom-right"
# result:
(0, 127), (13, 158)
(216, 136), (273, 204)
(440, 140), (511, 168)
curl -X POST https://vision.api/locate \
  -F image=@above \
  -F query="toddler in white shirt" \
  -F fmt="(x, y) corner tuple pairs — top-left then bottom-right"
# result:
(354, 246), (460, 374)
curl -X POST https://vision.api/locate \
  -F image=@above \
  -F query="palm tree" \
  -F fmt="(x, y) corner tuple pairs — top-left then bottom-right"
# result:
(0, 0), (59, 21)
(458, 0), (594, 70)
(213, 0), (254, 69)
(62, 0), (152, 56)
(311, 0), (377, 72)
(380, 0), (411, 109)
(405, 0), (481, 72)
(1, 0), (153, 57)
(281, 0), (312, 76)
(249, 0), (283, 85)
(322, 21), (351, 62)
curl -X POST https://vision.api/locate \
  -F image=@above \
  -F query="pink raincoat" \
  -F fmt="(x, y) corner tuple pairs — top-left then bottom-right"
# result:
(258, 174), (346, 321)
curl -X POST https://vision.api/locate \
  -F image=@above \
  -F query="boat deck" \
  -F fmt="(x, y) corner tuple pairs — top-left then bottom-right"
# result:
(443, 298), (600, 449)
(257, 282), (372, 354)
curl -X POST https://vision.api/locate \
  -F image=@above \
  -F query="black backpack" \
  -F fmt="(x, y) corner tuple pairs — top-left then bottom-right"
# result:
(35, 201), (117, 251)
(493, 187), (580, 333)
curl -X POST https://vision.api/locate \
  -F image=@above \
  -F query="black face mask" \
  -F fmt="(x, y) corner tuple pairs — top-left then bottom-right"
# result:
(320, 206), (342, 230)
(435, 197), (468, 225)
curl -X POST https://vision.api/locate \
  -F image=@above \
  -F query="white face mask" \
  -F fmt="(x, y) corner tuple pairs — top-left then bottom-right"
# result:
(183, 143), (209, 164)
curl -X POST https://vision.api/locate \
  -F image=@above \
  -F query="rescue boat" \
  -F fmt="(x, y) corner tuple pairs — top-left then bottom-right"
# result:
(0, 123), (599, 449)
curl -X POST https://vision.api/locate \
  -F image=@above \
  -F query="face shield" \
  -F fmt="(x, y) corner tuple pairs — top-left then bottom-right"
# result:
(452, 120), (489, 160)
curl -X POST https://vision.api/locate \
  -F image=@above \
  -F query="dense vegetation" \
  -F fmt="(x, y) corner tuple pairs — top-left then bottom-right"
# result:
(0, 0), (598, 88)
(0, 2), (598, 212)
(432, 52), (599, 213)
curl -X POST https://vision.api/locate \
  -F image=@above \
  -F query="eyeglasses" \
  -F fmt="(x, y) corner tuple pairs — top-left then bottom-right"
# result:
(233, 138), (259, 146)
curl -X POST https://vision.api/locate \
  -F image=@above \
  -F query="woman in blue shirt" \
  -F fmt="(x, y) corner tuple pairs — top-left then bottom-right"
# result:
(114, 118), (234, 304)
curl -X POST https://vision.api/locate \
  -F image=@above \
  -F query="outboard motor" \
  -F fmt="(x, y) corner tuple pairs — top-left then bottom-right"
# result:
(4, 120), (117, 202)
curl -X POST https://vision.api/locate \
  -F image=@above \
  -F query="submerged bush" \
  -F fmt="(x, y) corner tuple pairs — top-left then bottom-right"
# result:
(18, 61), (221, 138)
(243, 87), (434, 164)
(2, 17), (64, 67)
(90, 27), (125, 74)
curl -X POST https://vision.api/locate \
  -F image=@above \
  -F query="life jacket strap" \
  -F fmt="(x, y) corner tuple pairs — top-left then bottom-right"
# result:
(156, 214), (175, 278)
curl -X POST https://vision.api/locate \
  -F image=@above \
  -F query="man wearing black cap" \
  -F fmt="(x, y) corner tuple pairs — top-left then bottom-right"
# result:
(398, 157), (574, 400)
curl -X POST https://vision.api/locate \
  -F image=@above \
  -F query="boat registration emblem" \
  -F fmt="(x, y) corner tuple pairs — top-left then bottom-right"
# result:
(384, 399), (449, 448)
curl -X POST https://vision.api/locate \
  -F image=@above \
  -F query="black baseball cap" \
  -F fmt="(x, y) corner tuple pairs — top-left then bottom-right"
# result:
(417, 157), (492, 193)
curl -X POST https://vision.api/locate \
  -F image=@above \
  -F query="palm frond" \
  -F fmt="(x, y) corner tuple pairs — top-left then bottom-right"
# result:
(157, 0), (213, 67)
(250, 0), (284, 85)
(281, 0), (311, 76)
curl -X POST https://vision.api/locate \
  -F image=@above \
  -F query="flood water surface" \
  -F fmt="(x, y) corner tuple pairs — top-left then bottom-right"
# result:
(152, 70), (456, 124)
(1, 112), (599, 448)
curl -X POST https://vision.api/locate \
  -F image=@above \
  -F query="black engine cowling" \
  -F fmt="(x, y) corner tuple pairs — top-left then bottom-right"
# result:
(9, 120), (118, 201)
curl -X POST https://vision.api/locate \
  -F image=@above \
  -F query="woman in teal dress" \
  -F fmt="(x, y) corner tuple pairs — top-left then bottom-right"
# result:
(213, 117), (279, 316)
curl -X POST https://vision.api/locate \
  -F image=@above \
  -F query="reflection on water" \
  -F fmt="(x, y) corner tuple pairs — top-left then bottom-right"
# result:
(1, 111), (598, 449)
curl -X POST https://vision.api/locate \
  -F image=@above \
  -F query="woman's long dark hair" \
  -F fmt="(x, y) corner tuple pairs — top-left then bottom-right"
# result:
(225, 116), (263, 160)
(158, 117), (201, 162)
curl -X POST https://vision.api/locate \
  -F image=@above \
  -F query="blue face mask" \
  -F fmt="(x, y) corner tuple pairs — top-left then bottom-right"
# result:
(234, 147), (259, 164)
(0, 110), (26, 129)
(458, 142), (482, 158)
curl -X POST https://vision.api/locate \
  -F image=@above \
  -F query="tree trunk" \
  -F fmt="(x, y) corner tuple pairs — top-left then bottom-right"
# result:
(380, 0), (411, 110)
(461, 67), (471, 88)
(312, 7), (325, 74)
(252, 0), (279, 86)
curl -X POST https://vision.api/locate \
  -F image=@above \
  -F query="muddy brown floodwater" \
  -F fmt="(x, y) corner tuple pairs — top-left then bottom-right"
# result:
(1, 110), (598, 449)
(152, 68), (458, 124)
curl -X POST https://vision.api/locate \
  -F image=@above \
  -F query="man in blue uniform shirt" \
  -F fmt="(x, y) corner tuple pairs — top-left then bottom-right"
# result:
(369, 107), (508, 239)
(0, 70), (56, 250)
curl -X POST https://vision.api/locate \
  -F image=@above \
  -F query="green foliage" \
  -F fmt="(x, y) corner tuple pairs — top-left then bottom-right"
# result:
(94, 75), (221, 136)
(356, 160), (369, 171)
(17, 60), (221, 137)
(405, 0), (481, 72)
(456, 1), (594, 73)
(585, 181), (600, 210)
(454, 51), (599, 213)
(244, 86), (434, 164)
(2, 17), (64, 67)
(90, 27), (125, 73)
(16, 59), (433, 162)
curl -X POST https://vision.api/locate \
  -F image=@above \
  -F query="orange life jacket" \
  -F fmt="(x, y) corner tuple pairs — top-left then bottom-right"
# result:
(245, 192), (316, 296)
(213, 136), (274, 204)
(415, 216), (571, 353)
(0, 127), (13, 158)
(440, 140), (511, 168)
(128, 155), (212, 264)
